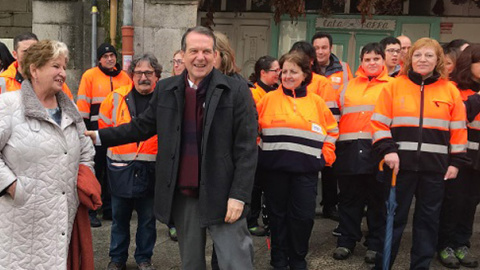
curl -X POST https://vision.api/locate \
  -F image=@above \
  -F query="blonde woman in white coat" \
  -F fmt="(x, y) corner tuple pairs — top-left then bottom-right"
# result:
(0, 40), (95, 270)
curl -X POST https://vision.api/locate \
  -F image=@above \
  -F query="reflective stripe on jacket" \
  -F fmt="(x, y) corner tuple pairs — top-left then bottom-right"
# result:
(256, 84), (338, 173)
(98, 84), (158, 162)
(371, 72), (468, 173)
(307, 72), (340, 121)
(77, 66), (132, 130)
(335, 66), (392, 175)
(0, 61), (73, 100)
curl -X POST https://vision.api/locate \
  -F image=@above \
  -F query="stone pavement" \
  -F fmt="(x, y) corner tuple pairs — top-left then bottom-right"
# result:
(92, 206), (480, 270)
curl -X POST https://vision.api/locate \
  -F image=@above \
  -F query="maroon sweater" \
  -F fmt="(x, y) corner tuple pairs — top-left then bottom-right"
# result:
(177, 73), (210, 197)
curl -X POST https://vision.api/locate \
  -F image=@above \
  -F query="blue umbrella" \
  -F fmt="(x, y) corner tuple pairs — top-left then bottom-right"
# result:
(379, 160), (397, 270)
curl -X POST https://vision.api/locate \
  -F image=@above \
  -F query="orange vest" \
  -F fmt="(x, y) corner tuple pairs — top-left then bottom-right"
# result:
(338, 66), (392, 141)
(334, 66), (392, 175)
(76, 66), (132, 130)
(0, 61), (73, 100)
(256, 85), (338, 172)
(307, 73), (340, 121)
(98, 84), (158, 162)
(250, 82), (273, 104)
(371, 73), (468, 173)
(327, 61), (353, 95)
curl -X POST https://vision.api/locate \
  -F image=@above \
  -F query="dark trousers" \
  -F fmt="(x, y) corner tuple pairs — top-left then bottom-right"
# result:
(264, 170), (318, 270)
(247, 168), (265, 228)
(438, 167), (480, 250)
(374, 171), (445, 270)
(321, 166), (338, 208)
(89, 145), (111, 218)
(109, 195), (156, 264)
(337, 174), (387, 252)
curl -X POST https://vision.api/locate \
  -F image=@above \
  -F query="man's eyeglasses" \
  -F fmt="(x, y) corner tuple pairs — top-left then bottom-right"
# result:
(267, 68), (281, 73)
(133, 71), (155, 78)
(171, 59), (184, 65)
(386, 48), (401, 54)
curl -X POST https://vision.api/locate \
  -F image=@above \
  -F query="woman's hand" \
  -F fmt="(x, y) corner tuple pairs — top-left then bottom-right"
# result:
(444, 166), (459, 180)
(385, 152), (400, 175)
(7, 181), (16, 199)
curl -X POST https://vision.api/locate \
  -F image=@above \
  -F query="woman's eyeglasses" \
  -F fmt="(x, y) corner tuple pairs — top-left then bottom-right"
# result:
(171, 59), (184, 65)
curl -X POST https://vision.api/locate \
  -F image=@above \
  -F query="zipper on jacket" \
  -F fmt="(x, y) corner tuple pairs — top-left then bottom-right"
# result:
(416, 80), (425, 171)
(110, 76), (113, 92)
(292, 89), (297, 112)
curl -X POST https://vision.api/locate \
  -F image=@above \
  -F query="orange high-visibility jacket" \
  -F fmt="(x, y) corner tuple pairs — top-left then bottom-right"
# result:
(307, 72), (340, 121)
(250, 82), (277, 104)
(256, 84), (338, 173)
(76, 66), (132, 130)
(325, 59), (353, 95)
(334, 66), (392, 175)
(0, 61), (73, 100)
(98, 84), (158, 162)
(371, 72), (468, 173)
(459, 88), (480, 170)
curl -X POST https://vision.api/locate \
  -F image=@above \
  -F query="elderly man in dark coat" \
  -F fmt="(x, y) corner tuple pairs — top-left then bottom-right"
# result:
(87, 26), (257, 270)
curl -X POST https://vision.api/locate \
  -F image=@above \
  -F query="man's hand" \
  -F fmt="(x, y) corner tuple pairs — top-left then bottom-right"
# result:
(224, 198), (244, 224)
(85, 131), (97, 144)
(7, 181), (16, 199)
(444, 166), (459, 180)
(385, 152), (400, 175)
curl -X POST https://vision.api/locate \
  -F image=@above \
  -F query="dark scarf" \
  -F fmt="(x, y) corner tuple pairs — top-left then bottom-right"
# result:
(98, 63), (122, 77)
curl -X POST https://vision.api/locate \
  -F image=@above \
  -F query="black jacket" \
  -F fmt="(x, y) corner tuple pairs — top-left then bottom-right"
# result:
(99, 69), (258, 226)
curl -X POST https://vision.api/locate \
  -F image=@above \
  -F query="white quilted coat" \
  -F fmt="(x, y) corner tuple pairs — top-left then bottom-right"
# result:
(0, 81), (95, 270)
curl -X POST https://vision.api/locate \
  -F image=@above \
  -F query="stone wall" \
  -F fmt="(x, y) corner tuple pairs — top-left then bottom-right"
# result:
(31, 0), (106, 95)
(0, 0), (32, 40)
(133, 0), (198, 77)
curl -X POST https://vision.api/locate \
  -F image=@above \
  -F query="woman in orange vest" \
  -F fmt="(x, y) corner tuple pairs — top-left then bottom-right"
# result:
(371, 38), (469, 270)
(332, 43), (393, 263)
(257, 51), (338, 269)
(249, 55), (279, 104)
(437, 44), (480, 269)
(289, 41), (341, 222)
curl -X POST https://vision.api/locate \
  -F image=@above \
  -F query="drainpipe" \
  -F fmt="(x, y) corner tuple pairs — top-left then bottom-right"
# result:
(110, 0), (118, 46)
(121, 0), (134, 71)
(91, 0), (98, 67)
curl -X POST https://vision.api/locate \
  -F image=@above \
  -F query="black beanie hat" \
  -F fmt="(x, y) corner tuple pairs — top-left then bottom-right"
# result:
(97, 43), (117, 60)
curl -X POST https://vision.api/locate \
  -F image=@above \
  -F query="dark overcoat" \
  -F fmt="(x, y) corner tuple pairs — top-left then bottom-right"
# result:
(99, 69), (258, 226)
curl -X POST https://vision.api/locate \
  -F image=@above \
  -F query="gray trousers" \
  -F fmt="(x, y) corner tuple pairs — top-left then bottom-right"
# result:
(172, 193), (254, 270)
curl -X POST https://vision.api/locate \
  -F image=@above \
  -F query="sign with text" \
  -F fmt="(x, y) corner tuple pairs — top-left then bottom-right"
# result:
(316, 18), (396, 31)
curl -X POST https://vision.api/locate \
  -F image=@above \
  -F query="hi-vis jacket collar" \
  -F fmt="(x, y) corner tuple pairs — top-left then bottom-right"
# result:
(408, 70), (440, 85)
(282, 83), (307, 98)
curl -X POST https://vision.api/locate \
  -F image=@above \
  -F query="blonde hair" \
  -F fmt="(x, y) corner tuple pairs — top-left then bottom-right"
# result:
(399, 37), (447, 79)
(213, 32), (240, 75)
(21, 40), (69, 80)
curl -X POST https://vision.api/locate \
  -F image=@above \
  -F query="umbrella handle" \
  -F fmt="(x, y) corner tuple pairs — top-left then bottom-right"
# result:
(379, 159), (397, 187)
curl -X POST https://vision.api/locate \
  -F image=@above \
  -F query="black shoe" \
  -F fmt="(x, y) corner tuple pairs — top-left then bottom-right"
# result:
(333, 247), (352, 260)
(248, 225), (267, 236)
(107, 261), (126, 270)
(323, 206), (339, 222)
(89, 215), (102, 227)
(332, 225), (342, 237)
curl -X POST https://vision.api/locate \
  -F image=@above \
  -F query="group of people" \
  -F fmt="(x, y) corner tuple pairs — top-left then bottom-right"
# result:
(0, 25), (479, 270)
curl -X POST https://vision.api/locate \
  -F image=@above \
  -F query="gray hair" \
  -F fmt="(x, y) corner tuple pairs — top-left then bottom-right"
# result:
(128, 53), (163, 78)
(181, 26), (216, 52)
